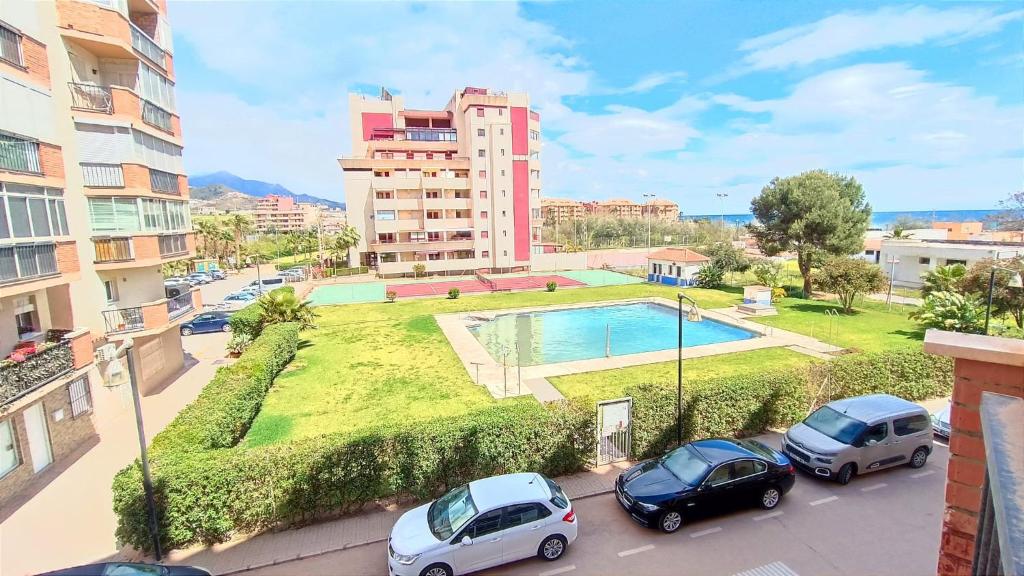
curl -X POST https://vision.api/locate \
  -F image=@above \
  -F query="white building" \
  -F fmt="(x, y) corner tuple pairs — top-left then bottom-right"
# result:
(878, 240), (1024, 287)
(647, 247), (710, 286)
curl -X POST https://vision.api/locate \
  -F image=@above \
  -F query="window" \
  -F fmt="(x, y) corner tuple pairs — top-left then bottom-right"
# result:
(68, 376), (92, 417)
(409, 232), (425, 242)
(861, 422), (889, 445)
(103, 279), (119, 302)
(502, 504), (549, 529)
(477, 149), (485, 158)
(865, 250), (875, 256)
(500, 169), (505, 176)
(705, 464), (731, 486)
(380, 253), (397, 263)
(0, 133), (40, 173)
(481, 231), (488, 239)
(427, 252), (441, 261)
(478, 170), (486, 178)
(476, 107), (484, 117)
(919, 257), (930, 265)
(463, 509), (502, 539)
(426, 210), (441, 220)
(502, 230), (507, 237)
(377, 233), (395, 243)
(15, 310), (37, 337)
(425, 190), (440, 199)
(138, 62), (176, 112)
(731, 460), (766, 480)
(500, 148), (505, 156)
(0, 184), (69, 239)
(444, 152), (453, 160)
(379, 152), (393, 159)
(499, 128), (504, 135)
(480, 211), (488, 219)
(529, 129), (540, 141)
(133, 130), (184, 174)
(498, 108), (503, 116)
(0, 23), (23, 67)
(427, 231), (441, 241)
(481, 251), (489, 258)
(406, 152), (414, 160)
(477, 129), (485, 137)
(894, 414), (930, 436)
(375, 210), (396, 221)
(501, 210), (507, 217)
(425, 153), (433, 160)
(947, 259), (967, 266)
(529, 151), (539, 160)
(532, 208), (541, 219)
(0, 419), (17, 478)
(479, 190), (487, 199)
(375, 191), (393, 199)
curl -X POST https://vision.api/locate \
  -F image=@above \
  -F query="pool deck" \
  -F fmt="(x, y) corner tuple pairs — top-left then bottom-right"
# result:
(435, 297), (841, 401)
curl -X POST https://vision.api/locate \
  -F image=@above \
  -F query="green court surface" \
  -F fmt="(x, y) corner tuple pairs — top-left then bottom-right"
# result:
(555, 269), (643, 286)
(308, 282), (386, 305)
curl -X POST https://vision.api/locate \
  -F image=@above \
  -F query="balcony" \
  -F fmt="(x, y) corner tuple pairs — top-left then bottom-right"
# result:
(421, 177), (469, 189)
(369, 127), (456, 142)
(0, 134), (41, 174)
(94, 237), (133, 263)
(373, 218), (423, 233)
(443, 218), (473, 229)
(141, 100), (173, 133)
(0, 339), (72, 406)
(92, 233), (193, 269)
(373, 197), (422, 211)
(372, 176), (421, 190)
(102, 289), (199, 335)
(129, 22), (165, 68)
(166, 291), (195, 320)
(370, 239), (474, 253)
(0, 243), (59, 284)
(69, 82), (113, 113)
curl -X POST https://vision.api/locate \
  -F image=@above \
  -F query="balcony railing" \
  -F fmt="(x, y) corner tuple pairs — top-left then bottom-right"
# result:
(130, 23), (165, 68)
(102, 306), (144, 334)
(0, 243), (58, 284)
(158, 233), (188, 256)
(370, 127), (457, 142)
(0, 340), (73, 407)
(94, 237), (133, 263)
(974, 392), (1023, 576)
(69, 82), (113, 113)
(0, 134), (41, 173)
(167, 291), (194, 320)
(141, 100), (173, 133)
(150, 169), (179, 195)
(82, 163), (125, 187)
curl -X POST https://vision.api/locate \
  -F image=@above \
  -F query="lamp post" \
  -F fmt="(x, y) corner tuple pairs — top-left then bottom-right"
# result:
(885, 255), (900, 310)
(715, 193), (728, 227)
(642, 193), (655, 254)
(676, 292), (702, 446)
(983, 265), (1023, 334)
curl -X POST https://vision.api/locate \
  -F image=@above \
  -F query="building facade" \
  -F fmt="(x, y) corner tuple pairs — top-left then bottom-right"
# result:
(587, 199), (642, 218)
(642, 198), (679, 221)
(541, 198), (584, 223)
(878, 239), (1023, 287)
(339, 87), (543, 277)
(646, 247), (709, 286)
(253, 194), (304, 233)
(0, 0), (196, 506)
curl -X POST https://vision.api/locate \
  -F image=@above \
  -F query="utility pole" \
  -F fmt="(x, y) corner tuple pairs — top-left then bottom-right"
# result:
(716, 192), (728, 228)
(643, 193), (655, 253)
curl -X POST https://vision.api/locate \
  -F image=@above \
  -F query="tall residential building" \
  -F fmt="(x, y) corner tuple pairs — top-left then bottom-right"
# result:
(587, 199), (643, 218)
(0, 0), (196, 505)
(643, 198), (680, 221)
(541, 198), (585, 223)
(339, 87), (543, 276)
(253, 194), (304, 233)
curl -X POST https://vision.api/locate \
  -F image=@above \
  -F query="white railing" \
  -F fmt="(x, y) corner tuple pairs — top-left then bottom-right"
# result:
(69, 83), (113, 113)
(130, 23), (165, 68)
(82, 163), (124, 187)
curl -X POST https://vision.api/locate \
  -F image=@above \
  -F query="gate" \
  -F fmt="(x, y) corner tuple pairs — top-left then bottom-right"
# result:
(596, 398), (632, 465)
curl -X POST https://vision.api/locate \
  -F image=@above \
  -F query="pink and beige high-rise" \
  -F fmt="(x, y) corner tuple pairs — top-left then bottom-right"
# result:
(340, 87), (543, 276)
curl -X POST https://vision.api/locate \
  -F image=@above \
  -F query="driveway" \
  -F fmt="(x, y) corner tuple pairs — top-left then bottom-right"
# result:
(243, 435), (948, 576)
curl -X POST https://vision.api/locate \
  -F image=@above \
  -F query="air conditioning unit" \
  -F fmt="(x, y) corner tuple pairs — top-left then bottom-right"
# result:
(95, 343), (118, 362)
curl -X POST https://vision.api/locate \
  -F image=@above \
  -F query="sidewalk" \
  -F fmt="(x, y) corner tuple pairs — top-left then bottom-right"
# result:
(164, 462), (633, 575)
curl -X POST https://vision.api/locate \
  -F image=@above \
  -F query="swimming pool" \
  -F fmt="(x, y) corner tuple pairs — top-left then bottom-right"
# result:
(468, 302), (757, 366)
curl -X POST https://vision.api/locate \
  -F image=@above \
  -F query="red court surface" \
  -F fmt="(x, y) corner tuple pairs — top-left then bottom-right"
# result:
(386, 274), (584, 297)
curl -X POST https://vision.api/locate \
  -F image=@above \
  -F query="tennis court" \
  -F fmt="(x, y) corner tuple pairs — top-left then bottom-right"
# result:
(388, 278), (492, 297)
(308, 282), (387, 305)
(491, 274), (585, 290)
(555, 269), (643, 287)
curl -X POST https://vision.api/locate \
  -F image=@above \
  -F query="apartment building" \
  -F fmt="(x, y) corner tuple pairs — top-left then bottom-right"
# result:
(879, 239), (1023, 287)
(0, 0), (196, 505)
(541, 198), (584, 223)
(587, 199), (642, 219)
(643, 198), (680, 221)
(253, 194), (304, 233)
(339, 87), (543, 276)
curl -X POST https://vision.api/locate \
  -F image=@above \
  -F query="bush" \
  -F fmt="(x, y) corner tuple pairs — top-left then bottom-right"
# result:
(448, 287), (460, 299)
(228, 286), (295, 340)
(771, 287), (786, 303)
(910, 291), (985, 334)
(546, 281), (557, 292)
(386, 290), (397, 303)
(814, 348), (953, 403)
(413, 263), (426, 278)
(694, 263), (725, 288)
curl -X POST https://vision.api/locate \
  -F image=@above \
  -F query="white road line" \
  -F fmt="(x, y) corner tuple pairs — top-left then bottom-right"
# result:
(731, 560), (801, 576)
(689, 526), (723, 538)
(809, 495), (839, 506)
(753, 510), (785, 521)
(617, 544), (655, 557)
(539, 565), (577, 576)
(861, 483), (887, 492)
(911, 470), (936, 478)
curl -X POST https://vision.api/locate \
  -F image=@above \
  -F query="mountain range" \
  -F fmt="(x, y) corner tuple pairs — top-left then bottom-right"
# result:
(188, 171), (344, 209)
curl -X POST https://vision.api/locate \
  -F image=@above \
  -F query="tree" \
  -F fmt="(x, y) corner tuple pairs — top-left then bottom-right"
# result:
(890, 215), (930, 230)
(329, 225), (360, 267)
(986, 191), (1024, 241)
(885, 225), (913, 240)
(910, 292), (985, 334)
(693, 263), (725, 288)
(702, 242), (749, 273)
(960, 256), (1024, 328)
(751, 259), (785, 288)
(226, 214), (253, 269)
(812, 256), (888, 313)
(412, 263), (426, 278)
(748, 170), (871, 297)
(257, 290), (317, 330)
(194, 218), (221, 259)
(921, 263), (967, 298)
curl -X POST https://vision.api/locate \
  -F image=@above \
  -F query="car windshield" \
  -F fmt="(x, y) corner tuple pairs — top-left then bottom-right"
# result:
(803, 406), (868, 445)
(660, 445), (711, 485)
(427, 484), (477, 540)
(102, 564), (167, 576)
(542, 474), (569, 509)
(737, 439), (776, 460)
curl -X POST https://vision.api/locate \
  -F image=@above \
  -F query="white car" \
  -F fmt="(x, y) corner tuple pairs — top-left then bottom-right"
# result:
(931, 402), (951, 438)
(387, 473), (577, 576)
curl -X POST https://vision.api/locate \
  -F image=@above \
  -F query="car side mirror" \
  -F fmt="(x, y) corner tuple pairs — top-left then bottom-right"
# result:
(461, 536), (473, 547)
(866, 439), (877, 446)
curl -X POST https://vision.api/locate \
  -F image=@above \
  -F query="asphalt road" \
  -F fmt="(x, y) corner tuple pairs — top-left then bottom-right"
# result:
(241, 436), (949, 576)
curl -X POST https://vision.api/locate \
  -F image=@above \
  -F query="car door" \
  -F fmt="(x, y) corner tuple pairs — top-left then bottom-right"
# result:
(693, 463), (733, 514)
(451, 508), (504, 573)
(858, 421), (897, 472)
(728, 459), (768, 504)
(499, 503), (552, 562)
(893, 413), (931, 461)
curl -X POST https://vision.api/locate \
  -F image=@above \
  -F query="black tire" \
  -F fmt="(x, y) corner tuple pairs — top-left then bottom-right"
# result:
(658, 510), (683, 533)
(419, 563), (452, 576)
(180, 326), (193, 336)
(759, 485), (782, 509)
(222, 324), (232, 332)
(538, 534), (567, 561)
(836, 463), (856, 485)
(910, 447), (929, 469)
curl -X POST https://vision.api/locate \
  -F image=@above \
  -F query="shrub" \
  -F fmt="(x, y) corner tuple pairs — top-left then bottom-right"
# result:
(226, 333), (253, 355)
(546, 281), (557, 292)
(694, 263), (725, 288)
(386, 290), (397, 303)
(412, 263), (426, 278)
(812, 256), (888, 312)
(771, 287), (786, 303)
(910, 291), (985, 334)
(448, 287), (460, 299)
(228, 286), (295, 340)
(813, 348), (953, 403)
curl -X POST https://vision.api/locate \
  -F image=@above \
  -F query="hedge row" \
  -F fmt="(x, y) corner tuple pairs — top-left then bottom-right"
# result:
(815, 348), (953, 402)
(227, 286), (294, 340)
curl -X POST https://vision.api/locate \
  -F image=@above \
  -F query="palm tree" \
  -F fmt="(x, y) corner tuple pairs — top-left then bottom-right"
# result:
(886, 225), (913, 240)
(258, 290), (317, 330)
(921, 263), (967, 297)
(329, 225), (361, 267)
(194, 219), (220, 258)
(227, 214), (253, 269)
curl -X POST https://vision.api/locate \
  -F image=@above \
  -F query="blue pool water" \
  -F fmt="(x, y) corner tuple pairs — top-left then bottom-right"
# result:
(469, 302), (756, 366)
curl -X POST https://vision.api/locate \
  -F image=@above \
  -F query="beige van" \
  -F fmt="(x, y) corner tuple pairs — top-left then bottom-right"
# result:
(782, 394), (933, 485)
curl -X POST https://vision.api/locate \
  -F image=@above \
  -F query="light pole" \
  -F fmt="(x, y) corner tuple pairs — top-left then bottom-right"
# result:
(642, 193), (655, 253)
(983, 264), (1023, 334)
(676, 292), (702, 446)
(715, 193), (728, 228)
(885, 255), (900, 310)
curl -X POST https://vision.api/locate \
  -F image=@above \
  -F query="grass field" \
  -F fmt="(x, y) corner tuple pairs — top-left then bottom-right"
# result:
(243, 283), (924, 445)
(759, 296), (923, 352)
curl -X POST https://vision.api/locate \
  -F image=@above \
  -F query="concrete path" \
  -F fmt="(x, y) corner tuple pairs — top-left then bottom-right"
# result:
(163, 462), (632, 575)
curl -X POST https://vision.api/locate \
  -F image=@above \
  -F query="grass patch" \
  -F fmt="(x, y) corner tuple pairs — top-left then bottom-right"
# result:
(551, 347), (814, 403)
(752, 297), (924, 352)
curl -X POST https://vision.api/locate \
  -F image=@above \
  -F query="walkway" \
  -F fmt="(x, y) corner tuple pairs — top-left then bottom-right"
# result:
(163, 462), (632, 575)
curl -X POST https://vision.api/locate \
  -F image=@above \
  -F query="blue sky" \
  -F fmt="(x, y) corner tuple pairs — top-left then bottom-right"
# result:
(169, 1), (1023, 214)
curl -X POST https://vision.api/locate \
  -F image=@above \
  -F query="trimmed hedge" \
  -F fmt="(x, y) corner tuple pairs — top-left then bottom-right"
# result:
(816, 348), (953, 402)
(227, 286), (294, 340)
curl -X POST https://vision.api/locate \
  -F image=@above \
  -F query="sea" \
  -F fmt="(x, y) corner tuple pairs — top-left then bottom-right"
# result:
(681, 209), (1001, 230)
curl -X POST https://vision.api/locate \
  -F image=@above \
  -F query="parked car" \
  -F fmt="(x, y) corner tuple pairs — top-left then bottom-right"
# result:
(782, 394), (933, 485)
(208, 269), (227, 280)
(278, 269), (303, 278)
(249, 277), (286, 290)
(387, 473), (577, 576)
(615, 438), (795, 533)
(222, 291), (258, 305)
(179, 311), (232, 336)
(238, 285), (265, 295)
(931, 402), (951, 439)
(164, 276), (188, 284)
(187, 273), (212, 285)
(39, 561), (211, 575)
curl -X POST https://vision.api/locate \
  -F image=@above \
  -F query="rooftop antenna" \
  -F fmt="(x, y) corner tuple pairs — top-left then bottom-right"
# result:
(380, 87), (392, 101)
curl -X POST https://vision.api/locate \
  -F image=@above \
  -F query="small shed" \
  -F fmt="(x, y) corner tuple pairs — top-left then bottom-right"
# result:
(647, 248), (710, 286)
(193, 258), (220, 273)
(743, 285), (772, 306)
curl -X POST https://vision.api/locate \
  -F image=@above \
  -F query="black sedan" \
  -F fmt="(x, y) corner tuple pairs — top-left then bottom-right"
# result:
(615, 438), (796, 533)
(38, 562), (211, 575)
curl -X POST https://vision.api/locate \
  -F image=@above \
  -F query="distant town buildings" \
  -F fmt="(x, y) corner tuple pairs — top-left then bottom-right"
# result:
(251, 194), (346, 234)
(540, 198), (585, 223)
(541, 198), (680, 223)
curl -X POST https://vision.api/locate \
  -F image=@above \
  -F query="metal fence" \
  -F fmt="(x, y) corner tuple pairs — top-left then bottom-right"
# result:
(82, 163), (125, 187)
(69, 82), (113, 113)
(0, 134), (41, 173)
(597, 398), (632, 465)
(94, 237), (133, 262)
(0, 243), (58, 284)
(167, 291), (194, 320)
(142, 100), (173, 132)
(973, 392), (1023, 576)
(150, 169), (179, 194)
(102, 307), (145, 334)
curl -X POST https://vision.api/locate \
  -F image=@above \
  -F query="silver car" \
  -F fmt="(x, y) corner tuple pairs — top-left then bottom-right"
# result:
(931, 402), (951, 438)
(782, 394), (933, 485)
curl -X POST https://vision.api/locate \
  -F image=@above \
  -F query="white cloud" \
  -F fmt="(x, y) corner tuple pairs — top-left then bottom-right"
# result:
(737, 5), (1023, 72)
(612, 71), (688, 94)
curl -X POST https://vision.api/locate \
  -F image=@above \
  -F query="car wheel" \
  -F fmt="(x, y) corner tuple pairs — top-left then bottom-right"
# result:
(538, 534), (567, 561)
(222, 324), (232, 333)
(180, 327), (193, 336)
(760, 486), (782, 509)
(658, 510), (683, 533)
(419, 563), (452, 576)
(836, 463), (856, 485)
(910, 447), (929, 469)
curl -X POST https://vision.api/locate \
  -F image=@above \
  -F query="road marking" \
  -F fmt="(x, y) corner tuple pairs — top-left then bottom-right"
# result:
(689, 526), (723, 538)
(911, 470), (936, 478)
(617, 544), (655, 557)
(539, 565), (577, 576)
(809, 496), (839, 506)
(753, 511), (784, 521)
(731, 560), (801, 576)
(861, 483), (887, 492)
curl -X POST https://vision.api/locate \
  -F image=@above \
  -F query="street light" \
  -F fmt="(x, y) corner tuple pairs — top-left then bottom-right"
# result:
(984, 264), (1023, 334)
(715, 193), (728, 227)
(642, 193), (655, 253)
(676, 293), (702, 446)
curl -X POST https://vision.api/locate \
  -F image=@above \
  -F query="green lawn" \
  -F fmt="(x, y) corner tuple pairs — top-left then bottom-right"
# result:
(754, 297), (924, 352)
